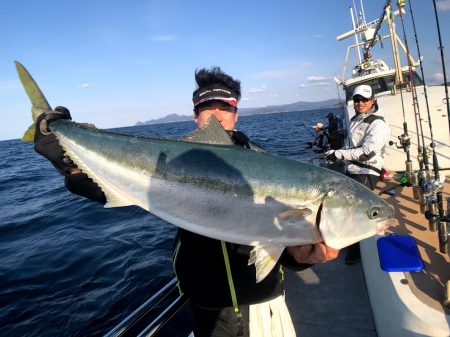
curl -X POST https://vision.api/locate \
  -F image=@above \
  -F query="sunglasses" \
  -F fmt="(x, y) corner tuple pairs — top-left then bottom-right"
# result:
(353, 97), (370, 103)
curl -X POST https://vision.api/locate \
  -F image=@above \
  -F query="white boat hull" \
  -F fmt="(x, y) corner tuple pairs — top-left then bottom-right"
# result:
(361, 235), (450, 337)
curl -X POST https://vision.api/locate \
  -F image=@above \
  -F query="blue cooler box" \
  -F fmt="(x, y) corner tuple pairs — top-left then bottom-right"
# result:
(377, 235), (424, 272)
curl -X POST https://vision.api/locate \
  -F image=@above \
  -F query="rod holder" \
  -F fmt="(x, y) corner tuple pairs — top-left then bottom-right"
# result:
(419, 195), (427, 214)
(412, 171), (420, 200)
(437, 198), (450, 254)
(426, 202), (437, 232)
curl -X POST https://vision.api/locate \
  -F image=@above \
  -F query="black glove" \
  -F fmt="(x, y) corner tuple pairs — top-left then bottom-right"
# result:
(306, 142), (313, 149)
(324, 150), (337, 162)
(34, 106), (107, 204)
(34, 106), (77, 175)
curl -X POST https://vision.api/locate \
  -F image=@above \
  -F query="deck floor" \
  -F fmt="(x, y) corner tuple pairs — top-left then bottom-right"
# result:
(379, 176), (450, 314)
(285, 174), (449, 337)
(284, 250), (377, 337)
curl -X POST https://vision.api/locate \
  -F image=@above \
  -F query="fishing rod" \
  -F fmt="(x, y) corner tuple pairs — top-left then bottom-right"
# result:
(375, 1), (417, 199)
(430, 0), (449, 253)
(365, 0), (391, 53)
(382, 2), (418, 184)
(432, 0), (450, 134)
(335, 81), (350, 149)
(396, 1), (432, 219)
(407, 0), (445, 236)
(395, 0), (448, 254)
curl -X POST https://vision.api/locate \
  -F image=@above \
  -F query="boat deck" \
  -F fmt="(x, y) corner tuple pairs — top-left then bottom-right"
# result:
(285, 250), (376, 337)
(380, 175), (450, 314)
(285, 174), (449, 337)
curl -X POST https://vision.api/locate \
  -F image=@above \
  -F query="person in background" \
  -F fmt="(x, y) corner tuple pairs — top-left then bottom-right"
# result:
(326, 113), (338, 132)
(325, 84), (390, 265)
(33, 66), (340, 337)
(307, 122), (329, 153)
(326, 112), (346, 150)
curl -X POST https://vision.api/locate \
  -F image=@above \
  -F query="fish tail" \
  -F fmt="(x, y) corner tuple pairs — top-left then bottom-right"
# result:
(14, 61), (52, 141)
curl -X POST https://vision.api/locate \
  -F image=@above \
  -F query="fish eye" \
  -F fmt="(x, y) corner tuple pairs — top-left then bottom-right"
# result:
(367, 206), (381, 219)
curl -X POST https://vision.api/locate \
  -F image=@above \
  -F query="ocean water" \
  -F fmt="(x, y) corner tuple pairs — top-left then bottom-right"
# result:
(0, 108), (340, 336)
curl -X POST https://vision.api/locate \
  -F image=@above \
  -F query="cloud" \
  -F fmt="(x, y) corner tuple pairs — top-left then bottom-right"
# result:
(437, 0), (450, 10)
(314, 34), (324, 38)
(297, 83), (306, 89)
(307, 76), (333, 82)
(307, 76), (333, 87)
(248, 85), (268, 94)
(78, 83), (92, 88)
(269, 93), (279, 97)
(151, 35), (177, 42)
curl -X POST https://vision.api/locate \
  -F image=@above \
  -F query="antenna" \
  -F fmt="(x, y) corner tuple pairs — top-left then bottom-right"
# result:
(350, 7), (362, 63)
(360, 0), (367, 23)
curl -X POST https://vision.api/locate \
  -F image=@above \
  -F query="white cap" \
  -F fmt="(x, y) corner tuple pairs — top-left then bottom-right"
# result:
(312, 122), (324, 129)
(352, 85), (372, 99)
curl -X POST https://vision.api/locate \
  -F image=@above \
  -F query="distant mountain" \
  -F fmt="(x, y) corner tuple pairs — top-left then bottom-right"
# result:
(135, 99), (341, 126)
(135, 113), (192, 126)
(238, 99), (341, 116)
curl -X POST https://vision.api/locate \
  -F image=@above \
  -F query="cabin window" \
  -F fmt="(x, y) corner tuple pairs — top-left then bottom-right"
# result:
(384, 72), (423, 91)
(344, 71), (424, 101)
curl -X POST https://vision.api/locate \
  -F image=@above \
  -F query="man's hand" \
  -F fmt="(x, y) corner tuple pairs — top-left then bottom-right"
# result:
(287, 243), (339, 264)
(34, 106), (80, 175)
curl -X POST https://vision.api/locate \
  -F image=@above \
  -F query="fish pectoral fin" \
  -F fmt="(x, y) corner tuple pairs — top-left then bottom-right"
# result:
(248, 245), (285, 283)
(274, 208), (314, 230)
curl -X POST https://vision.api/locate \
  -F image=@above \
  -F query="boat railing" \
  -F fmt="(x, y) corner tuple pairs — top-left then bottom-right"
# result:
(104, 277), (191, 337)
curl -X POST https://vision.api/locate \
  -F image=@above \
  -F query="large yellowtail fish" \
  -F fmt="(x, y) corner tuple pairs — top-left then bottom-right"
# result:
(16, 61), (394, 282)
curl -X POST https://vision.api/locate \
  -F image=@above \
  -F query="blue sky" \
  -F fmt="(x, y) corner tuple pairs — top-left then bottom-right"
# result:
(1, 0), (450, 140)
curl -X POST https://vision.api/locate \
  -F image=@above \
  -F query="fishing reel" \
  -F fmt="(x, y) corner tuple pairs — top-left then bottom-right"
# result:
(389, 133), (411, 153)
(423, 177), (445, 232)
(425, 195), (450, 255)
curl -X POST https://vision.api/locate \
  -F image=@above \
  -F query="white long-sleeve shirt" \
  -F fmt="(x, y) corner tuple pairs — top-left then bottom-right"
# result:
(336, 107), (390, 176)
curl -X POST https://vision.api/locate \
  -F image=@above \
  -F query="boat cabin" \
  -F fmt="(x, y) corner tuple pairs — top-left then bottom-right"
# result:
(343, 62), (424, 101)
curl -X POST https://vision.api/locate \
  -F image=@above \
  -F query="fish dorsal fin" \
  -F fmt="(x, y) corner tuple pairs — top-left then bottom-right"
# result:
(183, 115), (234, 145)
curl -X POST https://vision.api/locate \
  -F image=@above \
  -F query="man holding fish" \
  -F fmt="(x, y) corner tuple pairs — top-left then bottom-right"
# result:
(33, 67), (338, 336)
(17, 61), (392, 337)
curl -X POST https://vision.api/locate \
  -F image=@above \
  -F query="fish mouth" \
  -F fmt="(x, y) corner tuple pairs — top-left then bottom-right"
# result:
(377, 217), (396, 233)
